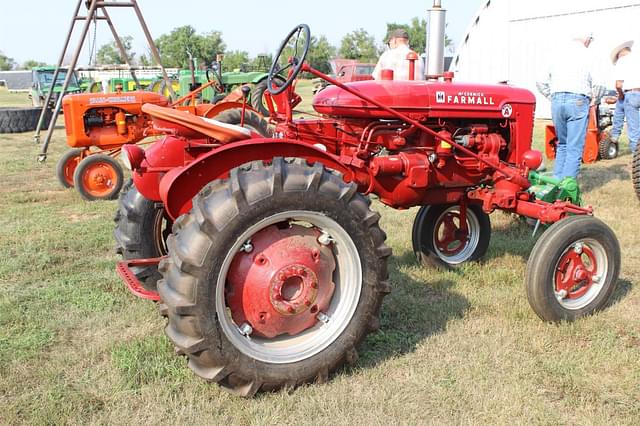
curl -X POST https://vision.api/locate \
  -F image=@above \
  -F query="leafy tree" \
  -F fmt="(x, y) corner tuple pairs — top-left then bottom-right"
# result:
(386, 18), (452, 55)
(138, 54), (151, 67)
(21, 60), (49, 69)
(0, 51), (16, 70)
(222, 50), (250, 72)
(307, 35), (336, 74)
(339, 29), (380, 62)
(96, 36), (135, 65)
(155, 26), (225, 68)
(277, 33), (336, 77)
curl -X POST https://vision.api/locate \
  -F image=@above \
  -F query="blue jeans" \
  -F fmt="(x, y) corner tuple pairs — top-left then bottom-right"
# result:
(610, 100), (625, 141)
(551, 92), (590, 179)
(624, 91), (640, 153)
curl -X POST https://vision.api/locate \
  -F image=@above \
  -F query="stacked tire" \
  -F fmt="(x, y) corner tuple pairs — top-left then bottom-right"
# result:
(0, 107), (52, 134)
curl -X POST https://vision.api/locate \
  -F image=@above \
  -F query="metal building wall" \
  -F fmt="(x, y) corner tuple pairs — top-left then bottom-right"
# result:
(450, 0), (640, 118)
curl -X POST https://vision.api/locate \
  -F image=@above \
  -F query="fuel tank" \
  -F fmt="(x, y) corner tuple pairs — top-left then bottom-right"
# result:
(312, 80), (536, 120)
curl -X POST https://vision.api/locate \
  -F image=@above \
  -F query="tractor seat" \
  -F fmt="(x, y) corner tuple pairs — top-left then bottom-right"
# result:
(141, 103), (253, 143)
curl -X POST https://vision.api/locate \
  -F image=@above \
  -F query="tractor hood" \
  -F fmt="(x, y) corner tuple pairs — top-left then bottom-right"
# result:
(312, 80), (536, 119)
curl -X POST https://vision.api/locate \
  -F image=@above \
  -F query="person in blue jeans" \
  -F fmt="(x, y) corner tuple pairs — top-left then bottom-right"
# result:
(609, 41), (633, 146)
(537, 34), (605, 179)
(614, 44), (640, 154)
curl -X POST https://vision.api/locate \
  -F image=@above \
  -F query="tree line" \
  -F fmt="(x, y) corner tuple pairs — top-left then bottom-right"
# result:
(1, 18), (451, 72)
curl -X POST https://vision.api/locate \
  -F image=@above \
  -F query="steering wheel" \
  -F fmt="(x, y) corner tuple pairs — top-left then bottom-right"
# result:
(268, 24), (311, 95)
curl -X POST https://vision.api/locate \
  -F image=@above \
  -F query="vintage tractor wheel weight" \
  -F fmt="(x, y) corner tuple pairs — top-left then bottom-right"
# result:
(633, 149), (640, 201)
(412, 204), (491, 269)
(73, 154), (124, 201)
(56, 148), (85, 188)
(158, 159), (390, 396)
(525, 215), (620, 322)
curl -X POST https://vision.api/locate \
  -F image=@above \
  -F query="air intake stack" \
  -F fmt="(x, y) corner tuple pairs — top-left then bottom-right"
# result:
(425, 0), (446, 79)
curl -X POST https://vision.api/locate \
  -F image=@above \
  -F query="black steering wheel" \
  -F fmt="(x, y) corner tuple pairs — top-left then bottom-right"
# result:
(268, 24), (311, 95)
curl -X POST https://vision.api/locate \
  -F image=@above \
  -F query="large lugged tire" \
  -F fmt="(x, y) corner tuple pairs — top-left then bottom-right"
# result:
(598, 131), (618, 160)
(525, 215), (620, 322)
(159, 158), (391, 396)
(250, 77), (284, 117)
(633, 149), (640, 201)
(114, 181), (171, 291)
(412, 204), (491, 269)
(0, 107), (52, 134)
(212, 108), (272, 137)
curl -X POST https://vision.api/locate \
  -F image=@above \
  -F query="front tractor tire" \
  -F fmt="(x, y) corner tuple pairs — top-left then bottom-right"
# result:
(525, 215), (620, 322)
(73, 154), (124, 201)
(55, 148), (85, 188)
(159, 158), (391, 396)
(412, 204), (491, 269)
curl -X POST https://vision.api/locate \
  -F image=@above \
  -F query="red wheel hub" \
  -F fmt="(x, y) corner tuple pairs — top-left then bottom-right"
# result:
(63, 155), (81, 186)
(555, 244), (596, 299)
(226, 224), (336, 338)
(435, 212), (469, 255)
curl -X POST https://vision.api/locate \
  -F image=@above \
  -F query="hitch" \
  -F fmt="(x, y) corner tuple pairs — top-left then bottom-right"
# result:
(115, 257), (164, 301)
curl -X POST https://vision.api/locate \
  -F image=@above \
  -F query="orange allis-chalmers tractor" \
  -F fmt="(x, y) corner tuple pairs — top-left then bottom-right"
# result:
(112, 25), (621, 396)
(57, 83), (256, 201)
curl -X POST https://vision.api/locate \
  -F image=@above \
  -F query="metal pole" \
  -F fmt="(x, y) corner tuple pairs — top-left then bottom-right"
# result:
(38, 0), (100, 162)
(425, 0), (446, 79)
(131, 0), (176, 98)
(99, 7), (140, 88)
(33, 0), (84, 143)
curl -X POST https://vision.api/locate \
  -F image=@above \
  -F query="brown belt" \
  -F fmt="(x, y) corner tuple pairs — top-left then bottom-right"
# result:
(626, 88), (640, 92)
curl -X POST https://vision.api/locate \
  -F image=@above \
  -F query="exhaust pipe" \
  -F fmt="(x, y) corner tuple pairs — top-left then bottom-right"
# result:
(425, 0), (446, 79)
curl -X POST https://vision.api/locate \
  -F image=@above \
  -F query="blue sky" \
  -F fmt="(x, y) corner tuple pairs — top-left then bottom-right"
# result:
(0, 0), (482, 65)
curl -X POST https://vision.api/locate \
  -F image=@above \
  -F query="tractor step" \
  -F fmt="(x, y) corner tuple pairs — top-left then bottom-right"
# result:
(115, 257), (164, 301)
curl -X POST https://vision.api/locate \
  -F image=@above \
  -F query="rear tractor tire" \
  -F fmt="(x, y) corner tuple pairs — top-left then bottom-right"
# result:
(525, 215), (620, 322)
(412, 204), (491, 269)
(114, 181), (172, 292)
(250, 77), (285, 117)
(633, 149), (640, 201)
(73, 154), (124, 201)
(598, 133), (618, 160)
(158, 158), (391, 396)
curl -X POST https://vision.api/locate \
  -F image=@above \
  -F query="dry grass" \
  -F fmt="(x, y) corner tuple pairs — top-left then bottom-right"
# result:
(0, 85), (639, 424)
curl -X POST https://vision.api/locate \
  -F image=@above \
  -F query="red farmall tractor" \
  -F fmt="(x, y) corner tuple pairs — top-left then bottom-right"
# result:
(114, 25), (621, 396)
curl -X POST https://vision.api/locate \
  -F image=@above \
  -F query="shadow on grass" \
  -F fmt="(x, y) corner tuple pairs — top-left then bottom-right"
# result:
(609, 278), (633, 307)
(357, 254), (469, 368)
(580, 162), (630, 193)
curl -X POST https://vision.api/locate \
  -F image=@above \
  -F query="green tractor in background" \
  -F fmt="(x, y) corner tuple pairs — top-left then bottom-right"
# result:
(30, 67), (84, 108)
(150, 54), (283, 116)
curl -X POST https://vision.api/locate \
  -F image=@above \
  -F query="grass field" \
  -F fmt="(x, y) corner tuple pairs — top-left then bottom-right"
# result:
(0, 85), (638, 424)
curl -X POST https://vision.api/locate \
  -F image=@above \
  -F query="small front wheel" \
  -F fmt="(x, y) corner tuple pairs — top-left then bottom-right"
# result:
(525, 215), (620, 322)
(56, 148), (85, 188)
(412, 204), (491, 269)
(73, 154), (124, 201)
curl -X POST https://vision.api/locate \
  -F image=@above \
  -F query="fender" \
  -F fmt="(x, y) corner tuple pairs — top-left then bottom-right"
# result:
(159, 138), (354, 220)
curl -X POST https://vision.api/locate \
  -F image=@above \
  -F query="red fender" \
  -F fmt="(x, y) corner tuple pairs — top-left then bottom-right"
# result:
(159, 138), (355, 219)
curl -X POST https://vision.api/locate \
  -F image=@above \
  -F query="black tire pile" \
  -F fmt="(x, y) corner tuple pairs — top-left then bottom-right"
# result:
(0, 107), (52, 134)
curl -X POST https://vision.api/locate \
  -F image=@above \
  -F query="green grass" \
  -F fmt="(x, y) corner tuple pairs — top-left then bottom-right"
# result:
(0, 87), (32, 107)
(0, 86), (639, 424)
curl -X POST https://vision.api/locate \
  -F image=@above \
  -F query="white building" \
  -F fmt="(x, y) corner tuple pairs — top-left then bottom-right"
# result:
(449, 0), (640, 118)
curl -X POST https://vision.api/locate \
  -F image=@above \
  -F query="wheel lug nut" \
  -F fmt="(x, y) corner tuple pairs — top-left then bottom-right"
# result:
(287, 306), (295, 314)
(317, 312), (330, 323)
(239, 323), (253, 336)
